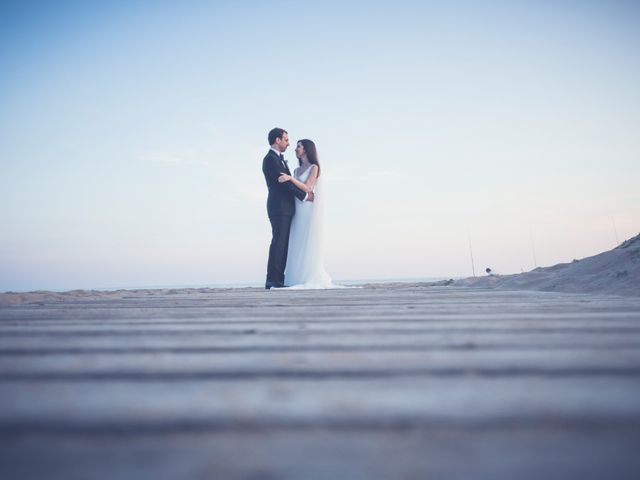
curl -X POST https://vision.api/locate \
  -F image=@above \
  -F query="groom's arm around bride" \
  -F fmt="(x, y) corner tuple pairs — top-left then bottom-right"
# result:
(262, 152), (309, 207)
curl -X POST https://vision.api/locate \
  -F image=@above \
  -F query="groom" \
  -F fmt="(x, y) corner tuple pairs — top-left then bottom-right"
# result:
(262, 127), (314, 289)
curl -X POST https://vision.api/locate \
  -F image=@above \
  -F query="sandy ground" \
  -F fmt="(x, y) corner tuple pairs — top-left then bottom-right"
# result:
(3, 235), (637, 306)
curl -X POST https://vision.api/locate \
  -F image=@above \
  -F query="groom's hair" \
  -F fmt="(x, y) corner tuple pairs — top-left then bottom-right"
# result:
(268, 128), (287, 146)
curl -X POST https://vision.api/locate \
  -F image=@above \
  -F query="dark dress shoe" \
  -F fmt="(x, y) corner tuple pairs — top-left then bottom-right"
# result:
(265, 281), (285, 290)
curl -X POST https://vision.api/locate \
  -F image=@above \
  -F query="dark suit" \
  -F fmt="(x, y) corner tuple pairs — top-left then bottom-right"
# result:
(262, 149), (307, 285)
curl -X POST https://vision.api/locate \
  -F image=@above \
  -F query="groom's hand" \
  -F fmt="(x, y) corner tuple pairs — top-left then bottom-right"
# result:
(307, 192), (315, 202)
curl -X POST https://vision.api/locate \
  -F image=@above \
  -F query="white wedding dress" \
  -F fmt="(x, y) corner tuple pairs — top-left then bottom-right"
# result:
(284, 166), (337, 289)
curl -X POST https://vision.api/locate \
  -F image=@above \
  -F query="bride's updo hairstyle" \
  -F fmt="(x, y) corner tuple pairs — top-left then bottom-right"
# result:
(298, 139), (321, 177)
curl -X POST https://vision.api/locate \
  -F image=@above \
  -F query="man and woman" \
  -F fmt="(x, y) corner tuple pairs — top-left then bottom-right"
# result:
(262, 127), (333, 289)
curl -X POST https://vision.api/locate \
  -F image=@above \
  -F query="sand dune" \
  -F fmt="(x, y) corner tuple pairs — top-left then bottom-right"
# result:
(455, 233), (640, 296)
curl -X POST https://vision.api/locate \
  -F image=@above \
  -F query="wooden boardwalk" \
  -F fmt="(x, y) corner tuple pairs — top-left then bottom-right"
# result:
(1, 285), (640, 479)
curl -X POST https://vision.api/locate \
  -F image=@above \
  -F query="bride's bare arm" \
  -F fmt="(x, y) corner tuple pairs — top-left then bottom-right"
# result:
(278, 165), (319, 192)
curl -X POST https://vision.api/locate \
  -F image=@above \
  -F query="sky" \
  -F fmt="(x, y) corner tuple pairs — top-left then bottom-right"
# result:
(1, 0), (639, 291)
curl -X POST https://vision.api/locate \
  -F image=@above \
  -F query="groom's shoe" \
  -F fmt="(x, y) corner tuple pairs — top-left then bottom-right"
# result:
(265, 281), (285, 290)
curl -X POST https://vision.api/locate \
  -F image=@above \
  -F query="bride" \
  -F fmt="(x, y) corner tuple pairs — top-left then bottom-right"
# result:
(278, 139), (336, 288)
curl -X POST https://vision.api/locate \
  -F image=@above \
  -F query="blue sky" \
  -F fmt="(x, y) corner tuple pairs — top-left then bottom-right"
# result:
(1, 0), (639, 291)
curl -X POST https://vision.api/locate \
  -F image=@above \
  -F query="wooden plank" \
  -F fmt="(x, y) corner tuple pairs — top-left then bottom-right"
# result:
(2, 377), (640, 427)
(0, 285), (639, 479)
(1, 349), (640, 376)
(1, 331), (639, 351)
(2, 428), (639, 480)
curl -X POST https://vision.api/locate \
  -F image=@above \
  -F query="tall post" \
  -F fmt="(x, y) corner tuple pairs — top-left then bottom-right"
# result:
(611, 214), (620, 246)
(468, 233), (476, 278)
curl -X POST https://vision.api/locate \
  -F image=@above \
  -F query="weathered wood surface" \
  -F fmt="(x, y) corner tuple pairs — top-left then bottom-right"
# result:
(1, 285), (640, 479)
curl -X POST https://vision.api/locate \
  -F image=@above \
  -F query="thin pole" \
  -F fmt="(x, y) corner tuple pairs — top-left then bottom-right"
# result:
(468, 232), (476, 277)
(611, 214), (620, 246)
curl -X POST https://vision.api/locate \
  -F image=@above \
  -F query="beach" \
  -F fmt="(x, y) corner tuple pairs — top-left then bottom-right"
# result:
(3, 0), (639, 477)
(1, 283), (639, 479)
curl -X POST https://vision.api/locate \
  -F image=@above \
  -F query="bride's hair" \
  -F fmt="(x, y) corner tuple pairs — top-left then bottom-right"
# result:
(298, 139), (321, 177)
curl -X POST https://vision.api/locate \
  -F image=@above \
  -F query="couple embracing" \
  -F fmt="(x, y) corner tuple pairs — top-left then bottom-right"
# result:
(262, 127), (335, 289)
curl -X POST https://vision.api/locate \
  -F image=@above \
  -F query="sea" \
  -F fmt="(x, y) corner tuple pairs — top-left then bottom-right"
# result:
(92, 277), (455, 292)
(2, 277), (459, 293)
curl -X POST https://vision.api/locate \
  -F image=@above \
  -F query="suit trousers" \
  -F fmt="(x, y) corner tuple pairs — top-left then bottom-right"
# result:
(266, 215), (293, 284)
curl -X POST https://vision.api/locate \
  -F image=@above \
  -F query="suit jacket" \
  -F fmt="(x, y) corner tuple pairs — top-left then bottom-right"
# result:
(262, 149), (307, 217)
